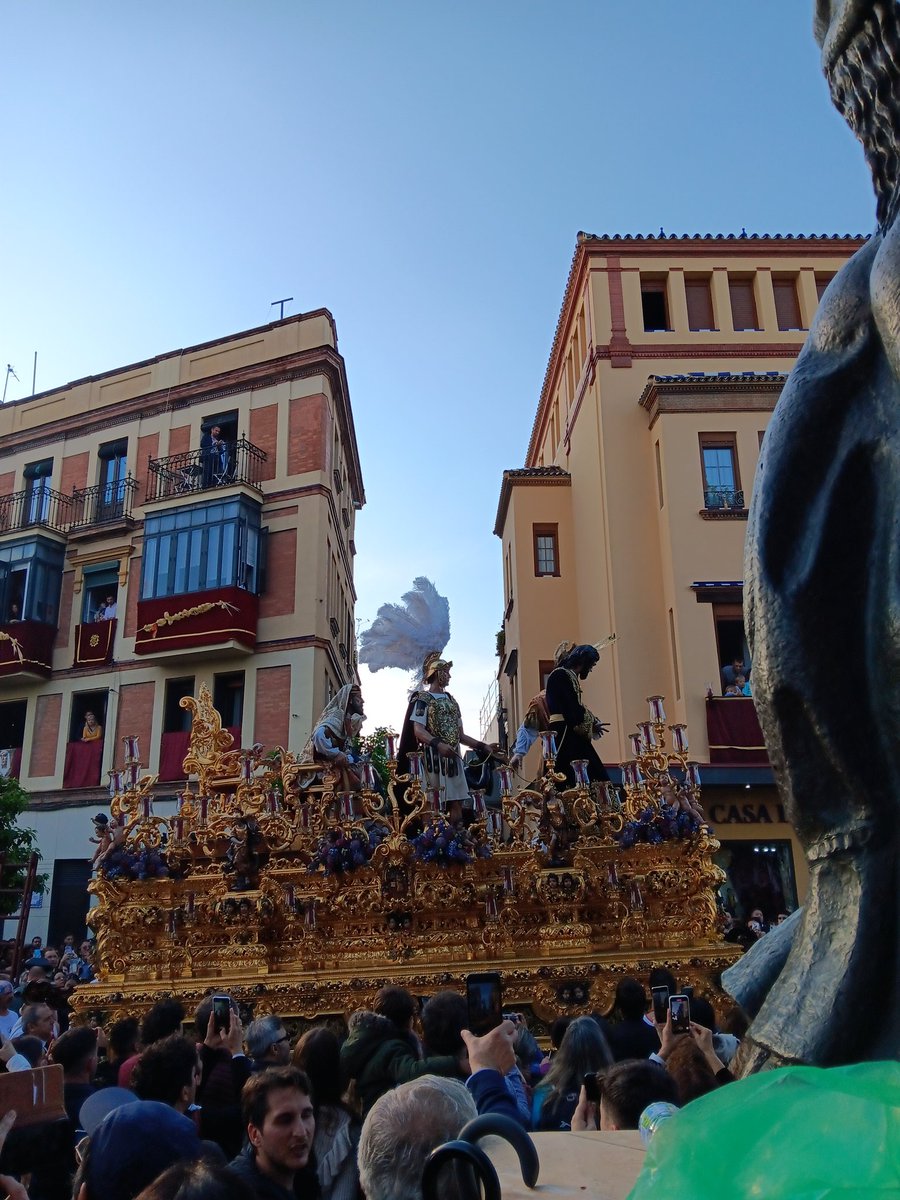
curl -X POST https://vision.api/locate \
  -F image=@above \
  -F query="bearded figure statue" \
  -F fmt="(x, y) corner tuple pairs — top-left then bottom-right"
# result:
(726, 0), (900, 1070)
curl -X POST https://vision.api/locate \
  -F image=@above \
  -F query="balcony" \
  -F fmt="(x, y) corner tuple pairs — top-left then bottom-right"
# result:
(0, 488), (70, 538)
(705, 696), (769, 764)
(0, 620), (55, 679)
(701, 487), (747, 520)
(134, 585), (258, 659)
(145, 440), (266, 504)
(68, 479), (137, 537)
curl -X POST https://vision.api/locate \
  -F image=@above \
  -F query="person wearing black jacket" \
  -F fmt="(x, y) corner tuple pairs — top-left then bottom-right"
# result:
(228, 1067), (320, 1200)
(544, 644), (610, 787)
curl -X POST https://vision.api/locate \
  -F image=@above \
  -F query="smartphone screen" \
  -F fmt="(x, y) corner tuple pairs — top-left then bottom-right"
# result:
(213, 995), (231, 1034)
(582, 1071), (601, 1103)
(669, 994), (690, 1034)
(651, 986), (669, 1024)
(466, 972), (503, 1037)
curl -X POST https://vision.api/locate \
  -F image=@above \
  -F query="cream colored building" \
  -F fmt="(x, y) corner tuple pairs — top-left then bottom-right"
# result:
(494, 232), (864, 917)
(0, 310), (363, 944)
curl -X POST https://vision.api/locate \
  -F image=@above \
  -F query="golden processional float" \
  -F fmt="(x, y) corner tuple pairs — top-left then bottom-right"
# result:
(73, 685), (740, 1029)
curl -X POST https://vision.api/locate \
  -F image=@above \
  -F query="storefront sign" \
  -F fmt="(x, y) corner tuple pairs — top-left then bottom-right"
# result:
(709, 801), (787, 824)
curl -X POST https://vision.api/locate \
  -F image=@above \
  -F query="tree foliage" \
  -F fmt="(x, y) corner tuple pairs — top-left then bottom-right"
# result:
(0, 776), (43, 917)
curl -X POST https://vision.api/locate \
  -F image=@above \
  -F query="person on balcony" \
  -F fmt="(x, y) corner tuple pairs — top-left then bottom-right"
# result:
(720, 656), (751, 694)
(81, 711), (103, 742)
(201, 424), (230, 487)
(96, 593), (117, 621)
(6, 602), (20, 623)
(545, 643), (610, 787)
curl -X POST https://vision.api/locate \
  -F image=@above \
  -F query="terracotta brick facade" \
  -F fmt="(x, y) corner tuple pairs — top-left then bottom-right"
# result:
(288, 394), (328, 476)
(135, 433), (159, 506)
(250, 404), (278, 481)
(167, 425), (191, 458)
(258, 529), (296, 618)
(60, 452), (89, 497)
(114, 681), (156, 769)
(254, 665), (291, 749)
(30, 693), (62, 777)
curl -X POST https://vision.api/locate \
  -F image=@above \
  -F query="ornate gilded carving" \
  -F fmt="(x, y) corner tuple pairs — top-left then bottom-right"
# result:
(74, 686), (738, 1024)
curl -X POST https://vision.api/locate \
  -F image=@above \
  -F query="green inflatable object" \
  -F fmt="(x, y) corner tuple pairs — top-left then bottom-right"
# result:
(629, 1062), (900, 1199)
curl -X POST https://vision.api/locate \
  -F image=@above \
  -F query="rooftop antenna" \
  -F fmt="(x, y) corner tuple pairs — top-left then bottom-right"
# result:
(271, 297), (293, 320)
(2, 364), (19, 405)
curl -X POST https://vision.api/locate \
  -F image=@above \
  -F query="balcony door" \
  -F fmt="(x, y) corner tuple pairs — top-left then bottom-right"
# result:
(98, 440), (128, 521)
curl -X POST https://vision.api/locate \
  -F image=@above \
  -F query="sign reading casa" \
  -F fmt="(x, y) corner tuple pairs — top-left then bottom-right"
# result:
(709, 801), (787, 825)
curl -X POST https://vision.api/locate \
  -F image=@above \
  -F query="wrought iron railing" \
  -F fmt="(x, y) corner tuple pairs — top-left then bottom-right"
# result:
(0, 486), (71, 535)
(703, 487), (745, 510)
(69, 477), (137, 530)
(145, 439), (267, 503)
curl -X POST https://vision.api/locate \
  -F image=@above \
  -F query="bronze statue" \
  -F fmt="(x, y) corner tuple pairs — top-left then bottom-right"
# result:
(728, 0), (900, 1069)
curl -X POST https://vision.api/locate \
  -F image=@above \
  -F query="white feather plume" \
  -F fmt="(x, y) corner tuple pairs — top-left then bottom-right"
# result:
(358, 577), (450, 674)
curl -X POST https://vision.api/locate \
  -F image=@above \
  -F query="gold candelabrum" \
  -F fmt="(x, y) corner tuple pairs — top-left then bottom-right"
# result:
(74, 686), (738, 1027)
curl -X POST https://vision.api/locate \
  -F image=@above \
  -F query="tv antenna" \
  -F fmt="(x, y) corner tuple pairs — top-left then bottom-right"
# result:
(2, 364), (19, 404)
(271, 297), (293, 320)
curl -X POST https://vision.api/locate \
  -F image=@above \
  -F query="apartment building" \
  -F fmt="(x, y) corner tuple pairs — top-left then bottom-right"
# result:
(494, 231), (864, 918)
(0, 310), (364, 943)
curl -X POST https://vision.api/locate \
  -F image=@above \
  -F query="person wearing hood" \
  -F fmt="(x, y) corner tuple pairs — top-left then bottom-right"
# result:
(340, 987), (464, 1116)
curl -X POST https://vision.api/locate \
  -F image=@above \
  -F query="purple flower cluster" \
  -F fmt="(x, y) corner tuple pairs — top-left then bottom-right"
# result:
(618, 802), (702, 849)
(102, 847), (169, 881)
(411, 818), (492, 866)
(308, 825), (387, 875)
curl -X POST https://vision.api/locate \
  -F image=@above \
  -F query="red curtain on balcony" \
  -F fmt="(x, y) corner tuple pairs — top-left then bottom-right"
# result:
(705, 698), (769, 764)
(158, 726), (242, 782)
(63, 739), (103, 788)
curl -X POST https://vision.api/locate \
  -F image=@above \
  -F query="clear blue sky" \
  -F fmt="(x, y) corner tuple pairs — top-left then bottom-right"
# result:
(0, 1), (874, 736)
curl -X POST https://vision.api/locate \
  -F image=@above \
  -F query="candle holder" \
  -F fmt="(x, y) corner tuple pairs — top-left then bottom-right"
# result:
(497, 766), (512, 796)
(540, 732), (558, 760)
(648, 696), (666, 723)
(107, 769), (124, 798)
(407, 752), (425, 783)
(571, 759), (591, 788)
(122, 735), (140, 763)
(360, 762), (377, 791)
(670, 724), (688, 754)
(383, 732), (398, 762)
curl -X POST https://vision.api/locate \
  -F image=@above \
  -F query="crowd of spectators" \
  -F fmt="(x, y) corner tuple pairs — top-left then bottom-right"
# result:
(0, 965), (750, 1200)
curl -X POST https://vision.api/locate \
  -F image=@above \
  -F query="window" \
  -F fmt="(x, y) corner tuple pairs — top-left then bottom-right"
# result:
(213, 672), (244, 729)
(539, 660), (555, 691)
(532, 525), (560, 577)
(141, 497), (262, 600)
(23, 459), (53, 525)
(69, 690), (108, 742)
(82, 563), (120, 623)
(728, 277), (759, 331)
(640, 278), (669, 331)
(699, 434), (743, 509)
(655, 440), (664, 509)
(685, 275), (715, 331)
(164, 678), (195, 733)
(98, 440), (129, 520)
(712, 601), (748, 688)
(0, 700), (26, 767)
(0, 536), (65, 624)
(773, 276), (802, 330)
(815, 273), (834, 301)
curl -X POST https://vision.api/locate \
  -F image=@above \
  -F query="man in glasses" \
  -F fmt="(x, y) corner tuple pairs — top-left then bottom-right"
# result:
(246, 1016), (292, 1074)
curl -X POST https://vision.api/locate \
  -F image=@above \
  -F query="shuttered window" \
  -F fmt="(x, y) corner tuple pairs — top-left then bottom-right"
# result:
(773, 277), (802, 330)
(729, 278), (759, 331)
(815, 273), (834, 301)
(685, 277), (715, 331)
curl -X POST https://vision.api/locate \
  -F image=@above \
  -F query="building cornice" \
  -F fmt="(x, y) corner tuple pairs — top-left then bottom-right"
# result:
(525, 232), (868, 466)
(0, 328), (365, 508)
(638, 372), (787, 428)
(493, 467), (571, 537)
